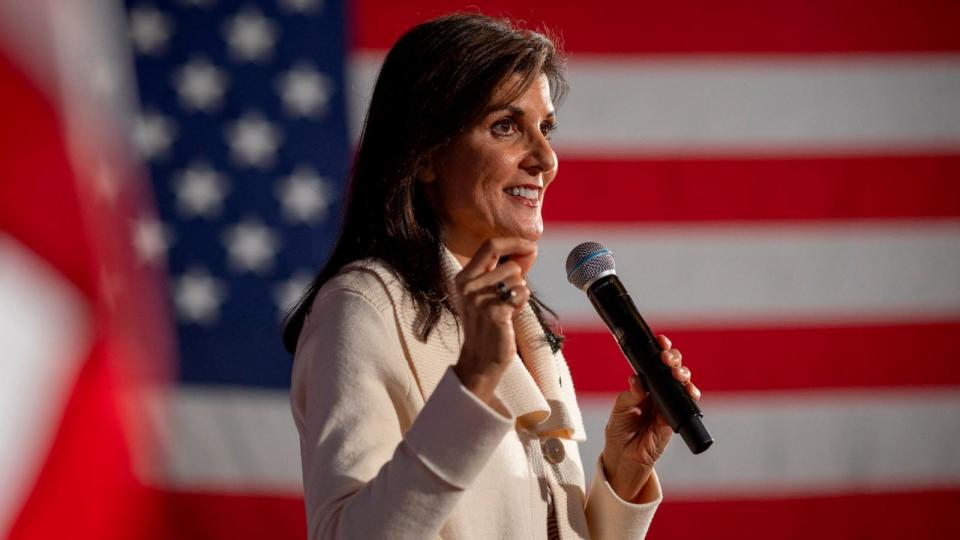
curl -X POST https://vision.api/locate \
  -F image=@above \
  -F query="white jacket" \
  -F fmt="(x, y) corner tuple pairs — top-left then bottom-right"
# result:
(290, 254), (661, 539)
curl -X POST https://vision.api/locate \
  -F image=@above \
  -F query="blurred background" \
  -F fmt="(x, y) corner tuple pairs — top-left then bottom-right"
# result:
(2, 0), (959, 538)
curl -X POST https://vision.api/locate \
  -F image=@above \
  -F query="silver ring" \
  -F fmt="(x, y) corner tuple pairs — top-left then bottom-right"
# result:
(495, 281), (516, 304)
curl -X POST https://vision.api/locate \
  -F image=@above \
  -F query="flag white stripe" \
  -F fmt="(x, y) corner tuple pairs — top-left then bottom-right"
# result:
(529, 220), (960, 327)
(579, 388), (960, 498)
(349, 53), (960, 155)
(156, 386), (960, 498)
(150, 386), (303, 493)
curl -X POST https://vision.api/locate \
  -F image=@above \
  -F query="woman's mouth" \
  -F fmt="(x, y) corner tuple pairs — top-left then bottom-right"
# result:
(504, 186), (540, 207)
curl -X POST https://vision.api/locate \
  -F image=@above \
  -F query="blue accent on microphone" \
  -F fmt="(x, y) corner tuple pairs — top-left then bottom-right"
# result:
(566, 248), (612, 279)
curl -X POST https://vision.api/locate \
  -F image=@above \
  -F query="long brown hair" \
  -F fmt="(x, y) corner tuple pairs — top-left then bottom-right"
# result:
(282, 13), (567, 354)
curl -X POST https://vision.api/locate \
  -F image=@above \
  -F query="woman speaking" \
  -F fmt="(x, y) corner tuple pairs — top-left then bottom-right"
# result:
(283, 13), (700, 539)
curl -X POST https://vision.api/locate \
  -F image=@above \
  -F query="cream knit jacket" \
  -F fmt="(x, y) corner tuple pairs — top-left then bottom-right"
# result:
(290, 254), (661, 539)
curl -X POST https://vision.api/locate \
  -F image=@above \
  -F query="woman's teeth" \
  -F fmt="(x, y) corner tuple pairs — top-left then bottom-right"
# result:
(505, 186), (538, 200)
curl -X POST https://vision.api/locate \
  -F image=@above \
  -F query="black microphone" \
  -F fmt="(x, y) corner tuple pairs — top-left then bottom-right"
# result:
(566, 241), (714, 454)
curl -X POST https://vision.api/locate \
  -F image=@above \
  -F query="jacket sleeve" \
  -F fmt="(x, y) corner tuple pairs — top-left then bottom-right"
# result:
(291, 284), (515, 540)
(584, 458), (662, 539)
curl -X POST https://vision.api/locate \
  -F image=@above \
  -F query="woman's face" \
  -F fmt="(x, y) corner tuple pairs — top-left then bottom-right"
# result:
(426, 74), (558, 257)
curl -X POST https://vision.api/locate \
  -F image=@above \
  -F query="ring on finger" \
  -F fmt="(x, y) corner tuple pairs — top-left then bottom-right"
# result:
(495, 281), (517, 304)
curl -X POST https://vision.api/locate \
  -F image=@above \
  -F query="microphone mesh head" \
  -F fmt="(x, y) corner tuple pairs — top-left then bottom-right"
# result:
(566, 241), (616, 290)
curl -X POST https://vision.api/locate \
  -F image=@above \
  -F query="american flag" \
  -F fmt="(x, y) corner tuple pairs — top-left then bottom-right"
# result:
(4, 0), (960, 539)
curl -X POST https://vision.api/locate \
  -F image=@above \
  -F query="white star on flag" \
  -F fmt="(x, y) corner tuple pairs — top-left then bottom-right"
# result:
(276, 63), (333, 118)
(132, 111), (177, 161)
(224, 111), (283, 169)
(279, 0), (324, 14)
(173, 56), (230, 112)
(178, 0), (216, 8)
(132, 216), (174, 265)
(272, 270), (314, 319)
(276, 165), (333, 224)
(221, 218), (282, 274)
(222, 8), (278, 63)
(173, 267), (228, 325)
(128, 5), (173, 56)
(173, 161), (230, 219)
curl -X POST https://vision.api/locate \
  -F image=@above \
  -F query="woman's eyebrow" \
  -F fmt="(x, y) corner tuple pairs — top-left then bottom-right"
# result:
(486, 105), (557, 119)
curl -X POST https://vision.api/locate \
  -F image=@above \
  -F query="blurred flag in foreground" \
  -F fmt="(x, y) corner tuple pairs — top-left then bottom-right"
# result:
(0, 1), (172, 538)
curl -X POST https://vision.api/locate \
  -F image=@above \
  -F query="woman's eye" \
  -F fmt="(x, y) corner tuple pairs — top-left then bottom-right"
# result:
(540, 122), (557, 140)
(492, 118), (517, 136)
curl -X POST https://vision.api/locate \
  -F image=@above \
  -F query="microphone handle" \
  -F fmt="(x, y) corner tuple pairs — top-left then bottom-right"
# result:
(587, 274), (714, 454)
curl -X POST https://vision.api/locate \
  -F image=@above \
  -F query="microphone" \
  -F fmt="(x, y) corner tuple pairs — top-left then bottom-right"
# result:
(566, 242), (714, 454)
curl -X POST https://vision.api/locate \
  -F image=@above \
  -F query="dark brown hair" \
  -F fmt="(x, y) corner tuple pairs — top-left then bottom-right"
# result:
(282, 13), (567, 354)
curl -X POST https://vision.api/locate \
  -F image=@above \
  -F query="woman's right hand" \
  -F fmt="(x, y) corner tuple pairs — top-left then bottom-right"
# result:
(452, 237), (537, 404)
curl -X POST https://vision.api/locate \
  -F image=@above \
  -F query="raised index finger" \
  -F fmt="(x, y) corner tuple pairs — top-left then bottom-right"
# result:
(459, 237), (537, 281)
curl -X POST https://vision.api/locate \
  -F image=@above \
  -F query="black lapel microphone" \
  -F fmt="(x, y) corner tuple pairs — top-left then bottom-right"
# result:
(566, 241), (714, 454)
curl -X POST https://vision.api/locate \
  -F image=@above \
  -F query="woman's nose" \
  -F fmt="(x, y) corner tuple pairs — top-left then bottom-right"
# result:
(520, 132), (557, 176)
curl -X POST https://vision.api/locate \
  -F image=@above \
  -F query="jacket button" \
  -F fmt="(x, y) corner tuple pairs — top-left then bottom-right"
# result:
(543, 437), (565, 464)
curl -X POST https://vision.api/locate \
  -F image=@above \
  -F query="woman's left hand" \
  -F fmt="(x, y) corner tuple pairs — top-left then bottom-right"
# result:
(600, 334), (701, 503)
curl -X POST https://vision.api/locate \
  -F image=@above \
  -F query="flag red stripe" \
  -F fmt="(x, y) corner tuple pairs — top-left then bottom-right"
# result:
(152, 490), (307, 540)
(543, 155), (960, 223)
(562, 321), (960, 393)
(354, 0), (960, 53)
(0, 48), (97, 297)
(649, 488), (960, 540)
(147, 487), (959, 540)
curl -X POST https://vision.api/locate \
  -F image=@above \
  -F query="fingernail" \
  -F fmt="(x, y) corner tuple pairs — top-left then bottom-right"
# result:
(680, 366), (690, 377)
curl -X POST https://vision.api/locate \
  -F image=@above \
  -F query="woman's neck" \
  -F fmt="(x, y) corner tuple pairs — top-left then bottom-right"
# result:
(440, 231), (484, 269)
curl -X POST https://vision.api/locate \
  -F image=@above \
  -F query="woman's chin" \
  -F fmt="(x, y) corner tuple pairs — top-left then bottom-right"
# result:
(503, 217), (544, 242)
(523, 230), (543, 243)
(498, 227), (542, 243)
(521, 224), (544, 242)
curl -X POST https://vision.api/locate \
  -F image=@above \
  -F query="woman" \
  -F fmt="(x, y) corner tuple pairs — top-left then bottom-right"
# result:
(283, 13), (700, 539)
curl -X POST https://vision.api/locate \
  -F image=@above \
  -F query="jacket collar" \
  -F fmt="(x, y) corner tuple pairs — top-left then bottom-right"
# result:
(440, 247), (585, 440)
(439, 248), (553, 431)
(343, 248), (585, 440)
